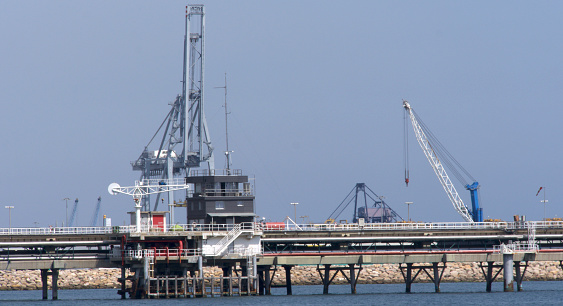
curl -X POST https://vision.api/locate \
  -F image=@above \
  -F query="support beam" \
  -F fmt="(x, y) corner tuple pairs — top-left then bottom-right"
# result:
(264, 266), (272, 295)
(316, 264), (363, 295)
(349, 264), (357, 294)
(41, 269), (48, 300)
(52, 269), (59, 300)
(40, 268), (60, 300)
(283, 265), (293, 295)
(322, 264), (331, 294)
(222, 266), (232, 296)
(398, 263), (426, 293)
(514, 261), (528, 292)
(258, 270), (265, 296)
(119, 267), (127, 299)
(479, 262), (503, 292)
(503, 253), (514, 292)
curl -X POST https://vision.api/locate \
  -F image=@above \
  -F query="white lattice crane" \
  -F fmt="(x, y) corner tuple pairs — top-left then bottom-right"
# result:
(403, 100), (482, 222)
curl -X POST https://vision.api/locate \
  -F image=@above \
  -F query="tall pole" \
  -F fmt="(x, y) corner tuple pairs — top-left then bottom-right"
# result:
(540, 188), (548, 221)
(405, 202), (413, 222)
(215, 72), (232, 171)
(290, 202), (299, 223)
(62, 198), (70, 227)
(5, 206), (14, 230)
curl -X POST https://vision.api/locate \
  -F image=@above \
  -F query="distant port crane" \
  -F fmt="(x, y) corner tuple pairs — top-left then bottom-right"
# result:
(403, 100), (482, 222)
(68, 198), (79, 227)
(89, 197), (102, 227)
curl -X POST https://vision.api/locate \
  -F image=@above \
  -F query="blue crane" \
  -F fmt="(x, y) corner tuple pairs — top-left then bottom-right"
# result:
(68, 198), (79, 227)
(403, 100), (483, 222)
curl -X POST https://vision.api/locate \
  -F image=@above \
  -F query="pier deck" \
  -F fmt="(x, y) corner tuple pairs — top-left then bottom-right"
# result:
(0, 221), (562, 298)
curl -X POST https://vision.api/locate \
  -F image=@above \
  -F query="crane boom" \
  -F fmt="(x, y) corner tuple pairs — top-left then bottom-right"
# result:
(68, 198), (79, 227)
(403, 100), (474, 222)
(90, 197), (102, 227)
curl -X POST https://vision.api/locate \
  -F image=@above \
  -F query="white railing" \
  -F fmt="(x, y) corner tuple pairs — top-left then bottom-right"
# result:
(0, 222), (258, 236)
(189, 169), (243, 176)
(199, 188), (253, 197)
(1, 221), (562, 236)
(493, 242), (539, 254)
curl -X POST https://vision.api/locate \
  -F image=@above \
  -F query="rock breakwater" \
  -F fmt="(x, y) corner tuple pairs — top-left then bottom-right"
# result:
(0, 262), (561, 290)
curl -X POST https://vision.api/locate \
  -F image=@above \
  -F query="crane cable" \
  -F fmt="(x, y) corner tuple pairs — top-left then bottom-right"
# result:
(411, 109), (475, 187)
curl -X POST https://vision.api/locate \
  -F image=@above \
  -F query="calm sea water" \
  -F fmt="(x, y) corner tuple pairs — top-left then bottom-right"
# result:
(1, 281), (562, 305)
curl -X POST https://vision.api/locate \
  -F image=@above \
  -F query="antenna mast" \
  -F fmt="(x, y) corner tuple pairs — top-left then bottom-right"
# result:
(216, 73), (233, 171)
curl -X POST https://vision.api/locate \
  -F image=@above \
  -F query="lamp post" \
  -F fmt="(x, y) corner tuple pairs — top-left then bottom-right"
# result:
(405, 202), (413, 222)
(300, 215), (309, 224)
(540, 187), (548, 221)
(5, 206), (14, 230)
(290, 202), (299, 223)
(541, 199), (548, 221)
(62, 197), (70, 227)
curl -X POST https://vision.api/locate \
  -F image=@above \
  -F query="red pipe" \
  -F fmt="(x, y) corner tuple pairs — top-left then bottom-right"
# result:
(179, 240), (183, 263)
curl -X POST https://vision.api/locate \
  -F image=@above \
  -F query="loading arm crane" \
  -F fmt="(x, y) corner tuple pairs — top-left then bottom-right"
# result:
(403, 100), (482, 222)
(108, 178), (189, 232)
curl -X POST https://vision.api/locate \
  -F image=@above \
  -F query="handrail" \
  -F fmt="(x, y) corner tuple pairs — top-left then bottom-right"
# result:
(1, 221), (563, 236)
(213, 224), (242, 256)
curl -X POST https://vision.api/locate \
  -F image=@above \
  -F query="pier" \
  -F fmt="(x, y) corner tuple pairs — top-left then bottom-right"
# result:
(1, 221), (563, 299)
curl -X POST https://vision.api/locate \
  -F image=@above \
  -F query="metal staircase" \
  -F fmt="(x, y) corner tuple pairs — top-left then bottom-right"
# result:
(213, 224), (243, 256)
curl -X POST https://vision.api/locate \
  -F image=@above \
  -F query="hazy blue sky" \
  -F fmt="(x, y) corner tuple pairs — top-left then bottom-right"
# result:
(0, 1), (561, 227)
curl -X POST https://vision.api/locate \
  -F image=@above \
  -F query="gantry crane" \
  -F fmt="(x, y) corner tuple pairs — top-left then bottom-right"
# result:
(130, 5), (214, 213)
(403, 100), (482, 222)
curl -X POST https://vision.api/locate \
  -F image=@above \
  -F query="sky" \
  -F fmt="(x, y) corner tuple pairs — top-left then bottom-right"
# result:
(0, 1), (562, 227)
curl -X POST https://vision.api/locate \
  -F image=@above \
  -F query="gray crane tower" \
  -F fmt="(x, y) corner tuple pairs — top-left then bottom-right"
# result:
(131, 5), (214, 216)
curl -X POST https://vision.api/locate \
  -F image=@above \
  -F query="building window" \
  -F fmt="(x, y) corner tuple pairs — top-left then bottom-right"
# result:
(198, 202), (202, 210)
(215, 201), (225, 210)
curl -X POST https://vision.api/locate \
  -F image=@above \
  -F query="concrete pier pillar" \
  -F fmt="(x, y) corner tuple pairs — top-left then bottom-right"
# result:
(283, 265), (292, 295)
(120, 267), (127, 299)
(41, 269), (48, 300)
(433, 263), (441, 293)
(514, 261), (524, 291)
(241, 266), (248, 295)
(52, 269), (59, 300)
(264, 267), (272, 295)
(40, 269), (60, 300)
(258, 270), (265, 295)
(222, 266), (232, 296)
(323, 264), (331, 294)
(485, 262), (494, 292)
(503, 254), (514, 292)
(405, 263), (413, 293)
(349, 264), (357, 294)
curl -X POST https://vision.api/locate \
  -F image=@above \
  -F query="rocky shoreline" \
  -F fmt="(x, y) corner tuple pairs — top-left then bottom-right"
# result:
(1, 262), (561, 291)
